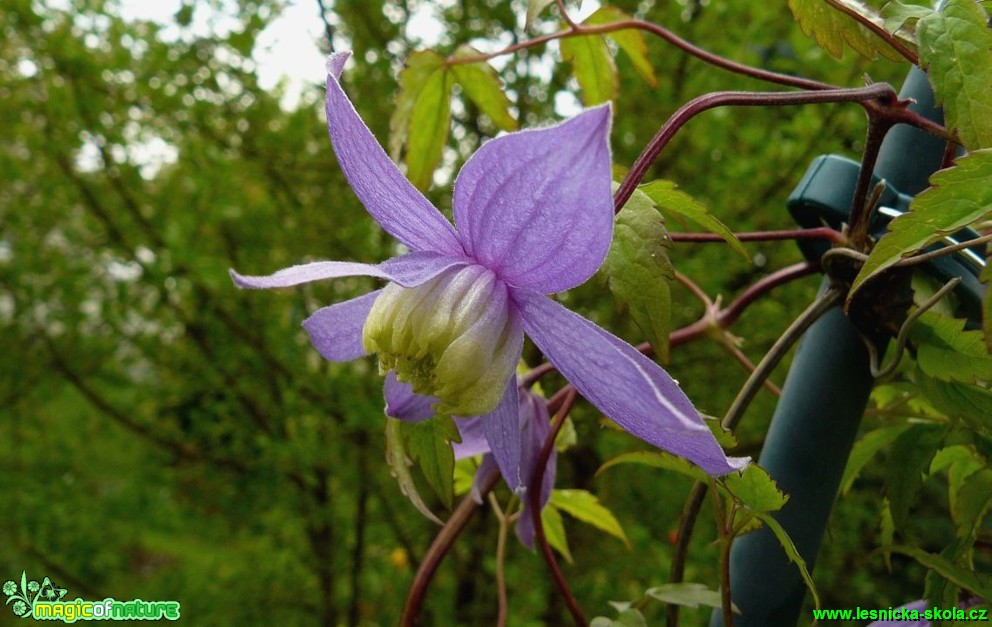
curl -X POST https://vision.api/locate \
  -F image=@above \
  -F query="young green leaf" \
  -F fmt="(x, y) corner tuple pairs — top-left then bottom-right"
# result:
(645, 582), (730, 610)
(550, 489), (631, 547)
(597, 450), (710, 483)
(385, 418), (444, 525)
(560, 33), (618, 105)
(840, 423), (913, 495)
(405, 67), (454, 192)
(639, 180), (749, 260)
(526, 0), (557, 28)
(983, 261), (992, 352)
(541, 504), (573, 563)
(450, 46), (518, 132)
(400, 415), (460, 509)
(850, 150), (992, 297)
(389, 50), (446, 161)
(884, 545), (992, 599)
(585, 7), (659, 88)
(788, 0), (903, 60)
(591, 609), (648, 627)
(754, 512), (821, 609)
(722, 464), (789, 513)
(600, 185), (674, 362)
(880, 0), (932, 35)
(879, 500), (895, 570)
(918, 0), (992, 149)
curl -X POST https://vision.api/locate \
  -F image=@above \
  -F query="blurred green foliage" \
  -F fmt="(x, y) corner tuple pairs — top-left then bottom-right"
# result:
(0, 0), (982, 624)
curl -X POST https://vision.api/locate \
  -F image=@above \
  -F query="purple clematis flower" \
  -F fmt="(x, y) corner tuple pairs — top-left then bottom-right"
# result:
(230, 51), (748, 490)
(385, 372), (554, 547)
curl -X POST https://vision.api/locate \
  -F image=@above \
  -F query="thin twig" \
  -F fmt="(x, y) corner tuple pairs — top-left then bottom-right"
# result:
(401, 465), (502, 626)
(670, 226), (846, 246)
(530, 389), (587, 626)
(488, 492), (510, 627)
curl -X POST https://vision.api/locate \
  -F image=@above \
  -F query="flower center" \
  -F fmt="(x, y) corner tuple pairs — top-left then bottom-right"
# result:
(363, 264), (520, 416)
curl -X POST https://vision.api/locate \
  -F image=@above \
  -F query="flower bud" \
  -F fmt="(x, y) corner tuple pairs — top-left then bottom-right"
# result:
(363, 264), (521, 416)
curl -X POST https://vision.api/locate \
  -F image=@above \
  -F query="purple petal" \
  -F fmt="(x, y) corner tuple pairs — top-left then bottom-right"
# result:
(452, 415), (490, 460)
(303, 289), (381, 362)
(384, 371), (436, 423)
(514, 289), (749, 476)
(452, 105), (613, 294)
(483, 379), (523, 491)
(326, 52), (463, 256)
(230, 261), (390, 290)
(230, 250), (468, 290)
(516, 391), (556, 548)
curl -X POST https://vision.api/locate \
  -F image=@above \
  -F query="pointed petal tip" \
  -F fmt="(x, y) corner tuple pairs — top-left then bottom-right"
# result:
(326, 51), (352, 79)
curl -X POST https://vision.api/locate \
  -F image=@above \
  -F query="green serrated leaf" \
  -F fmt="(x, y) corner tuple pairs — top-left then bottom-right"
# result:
(940, 446), (985, 513)
(886, 422), (947, 527)
(639, 180), (749, 260)
(389, 50), (446, 161)
(385, 418), (444, 525)
(850, 150), (992, 297)
(645, 582), (730, 610)
(549, 489), (631, 547)
(840, 423), (913, 495)
(597, 450), (709, 483)
(450, 46), (517, 132)
(405, 65), (454, 192)
(788, 0), (904, 60)
(585, 7), (658, 88)
(919, 0), (992, 149)
(401, 415), (459, 509)
(560, 33), (618, 105)
(880, 0), (932, 35)
(754, 512), (821, 609)
(600, 185), (674, 362)
(885, 545), (992, 599)
(541, 504), (573, 563)
(917, 367), (992, 439)
(954, 467), (992, 546)
(705, 415), (739, 449)
(722, 465), (789, 513)
(913, 313), (992, 384)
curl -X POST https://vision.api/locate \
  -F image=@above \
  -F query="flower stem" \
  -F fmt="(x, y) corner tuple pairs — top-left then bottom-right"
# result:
(488, 493), (510, 627)
(615, 84), (897, 213)
(400, 464), (501, 627)
(531, 388), (586, 626)
(670, 226), (846, 246)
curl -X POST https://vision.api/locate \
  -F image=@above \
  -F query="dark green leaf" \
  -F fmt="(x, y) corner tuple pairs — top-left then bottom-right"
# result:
(885, 545), (992, 599)
(917, 368), (992, 439)
(600, 185), (674, 361)
(560, 33), (618, 105)
(598, 450), (709, 483)
(385, 418), (444, 525)
(639, 180), (749, 260)
(840, 423), (913, 495)
(918, 0), (992, 149)
(585, 7), (658, 88)
(850, 150), (992, 296)
(886, 422), (946, 527)
(722, 465), (789, 513)
(405, 67), (454, 192)
(754, 512), (821, 609)
(450, 46), (517, 132)
(788, 0), (903, 60)
(913, 312), (992, 384)
(401, 415), (460, 509)
(953, 467), (992, 545)
(549, 489), (630, 547)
